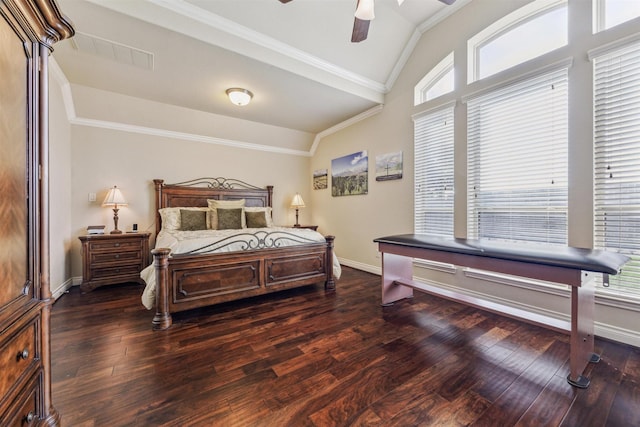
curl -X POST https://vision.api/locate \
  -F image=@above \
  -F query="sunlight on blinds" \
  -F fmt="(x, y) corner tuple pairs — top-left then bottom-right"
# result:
(414, 106), (455, 236)
(594, 39), (640, 297)
(467, 68), (569, 244)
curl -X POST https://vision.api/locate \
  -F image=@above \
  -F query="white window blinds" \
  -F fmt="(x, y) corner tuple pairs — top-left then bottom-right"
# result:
(593, 40), (640, 296)
(414, 106), (455, 236)
(467, 68), (569, 244)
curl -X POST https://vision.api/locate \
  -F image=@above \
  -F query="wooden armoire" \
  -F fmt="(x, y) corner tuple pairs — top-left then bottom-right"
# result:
(0, 0), (72, 425)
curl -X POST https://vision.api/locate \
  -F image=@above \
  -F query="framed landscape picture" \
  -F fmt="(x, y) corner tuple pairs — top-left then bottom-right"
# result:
(375, 151), (403, 181)
(331, 151), (368, 197)
(313, 169), (328, 190)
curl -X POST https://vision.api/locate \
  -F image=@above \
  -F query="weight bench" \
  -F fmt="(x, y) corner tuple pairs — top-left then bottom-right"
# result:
(374, 234), (629, 388)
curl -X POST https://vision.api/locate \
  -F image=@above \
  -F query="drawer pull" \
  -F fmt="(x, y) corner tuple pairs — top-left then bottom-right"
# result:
(24, 411), (36, 423)
(114, 243), (120, 247)
(18, 348), (29, 360)
(115, 254), (120, 259)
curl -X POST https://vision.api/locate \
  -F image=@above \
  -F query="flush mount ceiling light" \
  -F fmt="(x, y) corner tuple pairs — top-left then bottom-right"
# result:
(226, 88), (253, 106)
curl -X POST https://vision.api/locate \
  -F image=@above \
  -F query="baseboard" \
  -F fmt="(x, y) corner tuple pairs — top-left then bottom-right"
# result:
(594, 322), (640, 348)
(338, 257), (381, 275)
(340, 259), (640, 348)
(52, 278), (74, 300)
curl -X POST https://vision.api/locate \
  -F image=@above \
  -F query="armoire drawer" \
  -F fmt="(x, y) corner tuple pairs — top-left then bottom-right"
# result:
(2, 371), (41, 427)
(0, 318), (37, 401)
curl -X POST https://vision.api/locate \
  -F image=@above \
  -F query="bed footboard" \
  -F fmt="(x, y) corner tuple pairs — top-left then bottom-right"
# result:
(152, 236), (336, 330)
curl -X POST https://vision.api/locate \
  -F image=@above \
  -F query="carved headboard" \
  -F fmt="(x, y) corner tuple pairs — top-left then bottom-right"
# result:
(153, 177), (274, 235)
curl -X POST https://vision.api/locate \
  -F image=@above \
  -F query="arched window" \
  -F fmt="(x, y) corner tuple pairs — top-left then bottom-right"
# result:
(593, 0), (640, 33)
(414, 52), (454, 106)
(467, 0), (567, 83)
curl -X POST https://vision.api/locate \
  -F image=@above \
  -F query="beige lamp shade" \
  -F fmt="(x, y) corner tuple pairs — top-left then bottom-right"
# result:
(102, 186), (128, 207)
(102, 186), (127, 234)
(291, 193), (305, 227)
(290, 193), (305, 209)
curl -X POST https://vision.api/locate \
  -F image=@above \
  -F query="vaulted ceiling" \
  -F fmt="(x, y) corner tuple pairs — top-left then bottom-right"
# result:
(53, 0), (468, 134)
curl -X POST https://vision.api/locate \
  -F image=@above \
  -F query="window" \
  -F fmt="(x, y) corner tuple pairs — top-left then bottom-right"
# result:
(414, 52), (454, 106)
(467, 67), (569, 244)
(594, 0), (640, 33)
(593, 39), (640, 297)
(414, 104), (455, 236)
(468, 0), (567, 83)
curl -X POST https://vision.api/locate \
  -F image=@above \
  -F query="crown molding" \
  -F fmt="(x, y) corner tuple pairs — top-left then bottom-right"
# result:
(70, 116), (312, 157)
(385, 28), (422, 91)
(310, 104), (384, 155)
(417, 0), (473, 34)
(52, 58), (378, 157)
(49, 58), (77, 120)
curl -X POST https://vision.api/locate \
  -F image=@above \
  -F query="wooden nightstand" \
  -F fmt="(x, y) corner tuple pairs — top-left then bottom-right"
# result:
(293, 225), (318, 231)
(79, 233), (151, 292)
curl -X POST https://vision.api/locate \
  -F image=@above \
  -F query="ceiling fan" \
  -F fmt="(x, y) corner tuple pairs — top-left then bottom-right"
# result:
(278, 0), (456, 43)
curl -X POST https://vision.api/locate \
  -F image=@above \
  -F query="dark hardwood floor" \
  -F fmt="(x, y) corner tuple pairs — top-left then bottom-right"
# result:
(51, 267), (640, 426)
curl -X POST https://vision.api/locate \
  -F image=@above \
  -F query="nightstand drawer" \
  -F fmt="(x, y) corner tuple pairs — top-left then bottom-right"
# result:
(88, 240), (142, 252)
(91, 250), (142, 265)
(0, 319), (37, 401)
(92, 264), (143, 280)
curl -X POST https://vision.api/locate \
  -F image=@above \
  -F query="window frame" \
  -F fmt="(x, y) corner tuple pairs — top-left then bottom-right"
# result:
(467, 0), (567, 83)
(414, 52), (455, 106)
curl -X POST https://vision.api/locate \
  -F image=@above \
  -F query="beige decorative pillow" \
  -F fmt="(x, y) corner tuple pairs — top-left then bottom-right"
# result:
(244, 207), (274, 227)
(207, 199), (246, 228)
(216, 208), (243, 230)
(180, 209), (207, 231)
(207, 198), (246, 209)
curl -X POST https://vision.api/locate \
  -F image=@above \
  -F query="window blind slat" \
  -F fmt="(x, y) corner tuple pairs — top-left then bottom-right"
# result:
(594, 39), (640, 297)
(467, 68), (568, 245)
(414, 106), (455, 236)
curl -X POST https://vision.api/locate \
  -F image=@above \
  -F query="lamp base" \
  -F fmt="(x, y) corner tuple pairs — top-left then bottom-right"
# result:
(110, 230), (123, 234)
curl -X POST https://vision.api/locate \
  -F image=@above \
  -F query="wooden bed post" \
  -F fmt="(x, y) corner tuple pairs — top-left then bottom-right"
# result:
(325, 235), (336, 290)
(154, 179), (164, 236)
(152, 248), (172, 330)
(266, 185), (273, 208)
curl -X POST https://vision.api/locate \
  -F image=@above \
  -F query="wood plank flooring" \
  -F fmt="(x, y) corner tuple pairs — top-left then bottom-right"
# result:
(50, 267), (640, 426)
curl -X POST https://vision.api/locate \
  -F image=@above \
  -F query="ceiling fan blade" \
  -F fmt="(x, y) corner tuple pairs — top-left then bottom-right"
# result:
(438, 0), (456, 5)
(351, 17), (370, 43)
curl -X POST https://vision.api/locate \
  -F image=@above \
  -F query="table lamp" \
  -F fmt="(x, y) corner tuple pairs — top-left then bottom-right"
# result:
(290, 193), (305, 227)
(102, 186), (128, 234)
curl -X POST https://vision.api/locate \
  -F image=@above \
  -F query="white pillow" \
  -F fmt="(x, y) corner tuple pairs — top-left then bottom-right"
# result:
(244, 207), (274, 228)
(159, 207), (211, 231)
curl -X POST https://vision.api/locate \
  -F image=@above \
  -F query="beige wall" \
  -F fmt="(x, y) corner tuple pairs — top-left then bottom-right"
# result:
(49, 71), (73, 297)
(311, 0), (640, 346)
(49, 82), (313, 281)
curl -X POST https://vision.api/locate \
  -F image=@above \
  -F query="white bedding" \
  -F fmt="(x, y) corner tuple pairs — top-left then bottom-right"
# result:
(141, 227), (341, 309)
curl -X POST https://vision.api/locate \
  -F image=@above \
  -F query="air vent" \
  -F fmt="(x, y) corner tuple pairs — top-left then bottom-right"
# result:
(70, 32), (154, 70)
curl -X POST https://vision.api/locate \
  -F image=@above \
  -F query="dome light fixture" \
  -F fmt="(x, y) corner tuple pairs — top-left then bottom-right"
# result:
(226, 88), (253, 106)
